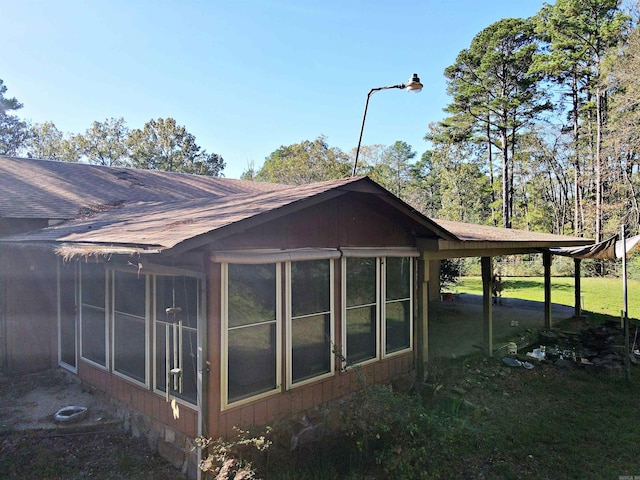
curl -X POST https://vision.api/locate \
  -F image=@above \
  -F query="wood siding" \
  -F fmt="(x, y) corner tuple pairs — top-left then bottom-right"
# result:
(79, 362), (199, 437)
(0, 246), (58, 373)
(214, 194), (416, 250)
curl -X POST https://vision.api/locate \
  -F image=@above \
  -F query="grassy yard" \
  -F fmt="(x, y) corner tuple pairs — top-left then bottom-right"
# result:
(456, 275), (640, 322)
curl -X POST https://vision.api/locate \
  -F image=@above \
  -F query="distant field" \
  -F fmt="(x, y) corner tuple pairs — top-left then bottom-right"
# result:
(456, 276), (639, 321)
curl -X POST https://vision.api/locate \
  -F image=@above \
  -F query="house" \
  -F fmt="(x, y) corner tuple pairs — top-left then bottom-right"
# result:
(0, 155), (592, 478)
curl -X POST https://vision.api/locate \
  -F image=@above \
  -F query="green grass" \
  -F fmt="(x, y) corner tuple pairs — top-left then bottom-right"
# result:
(456, 275), (640, 321)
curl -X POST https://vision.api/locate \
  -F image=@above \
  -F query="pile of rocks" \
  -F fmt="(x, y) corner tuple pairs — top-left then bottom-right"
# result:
(537, 321), (637, 372)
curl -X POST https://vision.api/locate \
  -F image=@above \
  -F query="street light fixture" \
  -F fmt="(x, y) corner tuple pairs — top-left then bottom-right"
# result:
(351, 73), (423, 177)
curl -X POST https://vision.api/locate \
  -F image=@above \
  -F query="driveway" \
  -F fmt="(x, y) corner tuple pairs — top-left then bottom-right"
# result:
(428, 293), (575, 358)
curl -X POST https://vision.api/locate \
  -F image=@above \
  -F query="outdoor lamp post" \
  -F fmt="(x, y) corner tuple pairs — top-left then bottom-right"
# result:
(351, 73), (423, 177)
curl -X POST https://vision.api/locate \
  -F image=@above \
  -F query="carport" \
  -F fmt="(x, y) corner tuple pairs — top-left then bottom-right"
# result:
(416, 219), (593, 365)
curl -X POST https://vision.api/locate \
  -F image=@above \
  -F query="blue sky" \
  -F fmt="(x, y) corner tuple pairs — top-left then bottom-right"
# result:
(3, 0), (547, 179)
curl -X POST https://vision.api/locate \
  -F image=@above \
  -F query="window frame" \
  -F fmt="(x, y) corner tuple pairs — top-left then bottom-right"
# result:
(341, 256), (381, 369)
(79, 263), (110, 371)
(381, 256), (414, 358)
(221, 262), (282, 410)
(341, 255), (414, 368)
(285, 259), (335, 389)
(110, 269), (150, 388)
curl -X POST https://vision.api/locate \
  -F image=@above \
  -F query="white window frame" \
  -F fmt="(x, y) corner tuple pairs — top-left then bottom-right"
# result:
(381, 257), (414, 359)
(221, 262), (282, 410)
(110, 269), (150, 388)
(341, 257), (381, 369)
(79, 263), (110, 371)
(341, 255), (415, 367)
(285, 259), (335, 389)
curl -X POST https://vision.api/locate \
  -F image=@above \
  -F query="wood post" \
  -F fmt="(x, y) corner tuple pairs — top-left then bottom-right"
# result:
(481, 256), (493, 356)
(574, 258), (582, 319)
(543, 251), (552, 328)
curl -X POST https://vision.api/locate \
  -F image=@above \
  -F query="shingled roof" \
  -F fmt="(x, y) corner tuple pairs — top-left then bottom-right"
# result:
(0, 155), (286, 220)
(0, 156), (594, 258)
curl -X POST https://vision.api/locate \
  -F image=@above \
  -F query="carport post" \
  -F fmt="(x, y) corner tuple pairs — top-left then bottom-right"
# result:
(481, 256), (493, 355)
(544, 251), (552, 328)
(574, 258), (582, 319)
(416, 255), (429, 378)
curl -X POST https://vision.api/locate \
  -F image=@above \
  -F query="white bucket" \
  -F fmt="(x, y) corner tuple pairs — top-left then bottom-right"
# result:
(507, 342), (518, 355)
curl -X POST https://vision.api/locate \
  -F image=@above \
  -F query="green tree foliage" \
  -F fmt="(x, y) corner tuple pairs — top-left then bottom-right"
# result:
(444, 17), (551, 229)
(0, 79), (30, 155)
(26, 122), (80, 162)
(128, 117), (225, 176)
(255, 135), (351, 184)
(366, 141), (416, 197)
(75, 117), (131, 167)
(533, 0), (629, 240)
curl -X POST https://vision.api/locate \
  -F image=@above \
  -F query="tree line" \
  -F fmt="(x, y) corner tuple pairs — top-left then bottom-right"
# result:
(3, 0), (639, 243)
(247, 0), (639, 244)
(0, 84), (225, 176)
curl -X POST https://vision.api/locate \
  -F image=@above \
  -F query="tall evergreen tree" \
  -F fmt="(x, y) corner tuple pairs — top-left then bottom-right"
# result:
(534, 0), (628, 240)
(443, 17), (551, 228)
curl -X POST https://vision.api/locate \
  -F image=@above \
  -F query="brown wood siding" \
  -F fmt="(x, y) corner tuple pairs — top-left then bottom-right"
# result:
(214, 194), (415, 250)
(207, 259), (414, 439)
(78, 361), (199, 437)
(213, 353), (412, 438)
(2, 247), (57, 373)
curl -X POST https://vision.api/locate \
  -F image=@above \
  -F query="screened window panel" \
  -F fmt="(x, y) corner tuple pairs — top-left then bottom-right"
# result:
(156, 276), (198, 329)
(385, 300), (411, 353)
(155, 324), (198, 404)
(155, 275), (199, 406)
(113, 271), (147, 383)
(228, 264), (276, 328)
(227, 263), (278, 403)
(228, 322), (277, 402)
(385, 257), (411, 301)
(81, 305), (106, 366)
(346, 305), (377, 364)
(114, 312), (146, 382)
(345, 258), (376, 307)
(385, 257), (412, 354)
(292, 313), (331, 383)
(81, 264), (106, 366)
(114, 271), (146, 318)
(291, 260), (330, 317)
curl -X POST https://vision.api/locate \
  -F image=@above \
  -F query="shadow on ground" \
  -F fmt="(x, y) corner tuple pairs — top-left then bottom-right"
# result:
(428, 293), (575, 358)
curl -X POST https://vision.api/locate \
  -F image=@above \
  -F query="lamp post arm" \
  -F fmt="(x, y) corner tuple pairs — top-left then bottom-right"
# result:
(352, 84), (405, 177)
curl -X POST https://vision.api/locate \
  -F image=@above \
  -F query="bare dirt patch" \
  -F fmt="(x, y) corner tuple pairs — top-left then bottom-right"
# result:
(0, 370), (185, 479)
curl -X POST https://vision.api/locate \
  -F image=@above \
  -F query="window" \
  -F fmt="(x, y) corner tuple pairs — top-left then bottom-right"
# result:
(225, 263), (280, 405)
(384, 257), (412, 354)
(155, 275), (199, 405)
(344, 257), (379, 365)
(80, 263), (108, 367)
(288, 260), (333, 385)
(113, 270), (147, 384)
(343, 256), (413, 366)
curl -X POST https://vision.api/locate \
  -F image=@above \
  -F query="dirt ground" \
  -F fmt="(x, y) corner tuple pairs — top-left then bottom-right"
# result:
(428, 293), (575, 358)
(0, 370), (185, 479)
